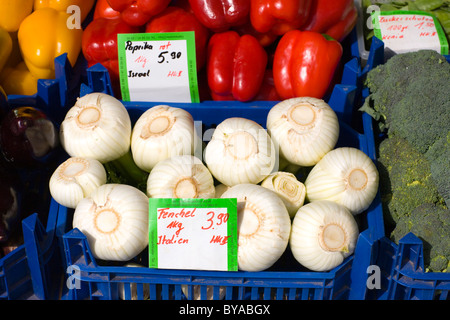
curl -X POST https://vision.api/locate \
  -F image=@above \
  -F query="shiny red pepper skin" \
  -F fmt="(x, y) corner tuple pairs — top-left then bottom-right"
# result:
(145, 6), (210, 70)
(188, 0), (250, 32)
(94, 0), (120, 20)
(106, 0), (171, 26)
(207, 31), (268, 102)
(254, 69), (281, 101)
(234, 21), (279, 47)
(273, 30), (343, 100)
(302, 0), (357, 42)
(82, 17), (139, 93)
(250, 0), (312, 35)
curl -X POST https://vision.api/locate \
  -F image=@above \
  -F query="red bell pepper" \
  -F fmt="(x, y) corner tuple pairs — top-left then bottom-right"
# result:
(188, 0), (250, 32)
(234, 21), (279, 47)
(94, 0), (120, 20)
(273, 30), (342, 100)
(250, 0), (312, 36)
(106, 0), (171, 26)
(145, 6), (210, 70)
(254, 69), (281, 101)
(302, 0), (357, 42)
(82, 17), (139, 94)
(207, 31), (268, 102)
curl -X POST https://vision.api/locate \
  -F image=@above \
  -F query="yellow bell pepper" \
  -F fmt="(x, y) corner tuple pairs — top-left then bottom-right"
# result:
(0, 0), (34, 32)
(0, 62), (38, 96)
(18, 7), (83, 79)
(34, 0), (96, 23)
(0, 27), (12, 74)
(4, 32), (23, 70)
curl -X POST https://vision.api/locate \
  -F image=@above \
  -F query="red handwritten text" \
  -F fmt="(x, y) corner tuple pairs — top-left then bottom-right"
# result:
(158, 208), (196, 219)
(210, 235), (230, 245)
(134, 55), (147, 68)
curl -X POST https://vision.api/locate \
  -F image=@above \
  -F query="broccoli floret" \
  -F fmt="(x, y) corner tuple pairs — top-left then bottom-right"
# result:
(391, 203), (450, 272)
(377, 135), (445, 225)
(388, 76), (450, 156)
(427, 132), (450, 207)
(362, 50), (450, 272)
(361, 50), (450, 141)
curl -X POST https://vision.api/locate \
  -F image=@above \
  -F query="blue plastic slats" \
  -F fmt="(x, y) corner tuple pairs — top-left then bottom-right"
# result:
(7, 54), (77, 123)
(383, 233), (450, 300)
(61, 219), (357, 300)
(86, 63), (115, 97)
(0, 201), (61, 300)
(0, 245), (33, 300)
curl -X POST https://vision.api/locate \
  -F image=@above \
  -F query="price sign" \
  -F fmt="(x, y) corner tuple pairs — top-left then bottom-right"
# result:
(148, 198), (238, 271)
(117, 32), (200, 103)
(371, 11), (449, 55)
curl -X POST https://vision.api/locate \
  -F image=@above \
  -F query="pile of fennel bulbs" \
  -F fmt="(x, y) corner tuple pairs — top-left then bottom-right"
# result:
(50, 93), (379, 273)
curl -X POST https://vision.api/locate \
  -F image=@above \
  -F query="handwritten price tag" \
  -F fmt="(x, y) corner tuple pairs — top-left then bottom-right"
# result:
(372, 11), (449, 56)
(117, 32), (200, 103)
(148, 198), (238, 271)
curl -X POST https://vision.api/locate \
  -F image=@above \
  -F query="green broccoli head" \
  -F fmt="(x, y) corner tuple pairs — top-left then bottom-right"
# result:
(391, 203), (450, 272)
(377, 135), (445, 225)
(427, 132), (450, 208)
(361, 50), (450, 143)
(388, 74), (450, 156)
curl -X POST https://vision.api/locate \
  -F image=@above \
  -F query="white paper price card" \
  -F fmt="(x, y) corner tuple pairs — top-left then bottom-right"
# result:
(117, 31), (200, 103)
(371, 11), (449, 55)
(148, 198), (238, 271)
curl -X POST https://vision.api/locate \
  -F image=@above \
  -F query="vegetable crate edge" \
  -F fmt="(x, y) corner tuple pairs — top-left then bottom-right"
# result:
(356, 37), (450, 301)
(56, 55), (386, 300)
(0, 201), (65, 300)
(0, 54), (86, 300)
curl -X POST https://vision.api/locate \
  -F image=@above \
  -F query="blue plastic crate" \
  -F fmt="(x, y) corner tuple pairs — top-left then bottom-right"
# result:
(7, 53), (86, 124)
(0, 52), (85, 300)
(353, 36), (450, 300)
(55, 64), (385, 300)
(0, 199), (64, 300)
(375, 234), (450, 300)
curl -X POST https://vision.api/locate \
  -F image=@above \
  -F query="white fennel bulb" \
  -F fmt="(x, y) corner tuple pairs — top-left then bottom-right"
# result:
(49, 157), (107, 209)
(72, 183), (149, 261)
(221, 184), (291, 272)
(131, 105), (195, 172)
(267, 97), (339, 166)
(261, 171), (306, 218)
(290, 200), (359, 272)
(204, 117), (276, 187)
(146, 155), (215, 199)
(60, 92), (132, 163)
(304, 147), (379, 215)
(214, 184), (230, 198)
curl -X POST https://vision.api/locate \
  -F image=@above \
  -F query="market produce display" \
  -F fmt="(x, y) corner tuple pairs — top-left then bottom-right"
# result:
(3, 0), (448, 301)
(360, 49), (450, 272)
(0, 0), (356, 101)
(48, 92), (380, 275)
(78, 0), (357, 102)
